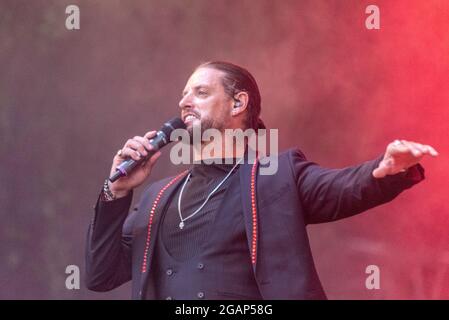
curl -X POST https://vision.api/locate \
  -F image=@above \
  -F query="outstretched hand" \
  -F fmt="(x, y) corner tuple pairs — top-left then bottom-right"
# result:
(372, 140), (439, 178)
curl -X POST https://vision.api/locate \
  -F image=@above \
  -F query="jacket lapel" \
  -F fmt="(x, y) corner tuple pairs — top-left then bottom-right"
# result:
(239, 157), (259, 275)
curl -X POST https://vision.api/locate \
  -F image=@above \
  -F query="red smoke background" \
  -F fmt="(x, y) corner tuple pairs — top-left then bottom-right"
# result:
(0, 0), (448, 299)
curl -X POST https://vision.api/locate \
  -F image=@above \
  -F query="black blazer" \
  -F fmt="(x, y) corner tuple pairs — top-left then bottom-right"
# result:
(85, 148), (424, 299)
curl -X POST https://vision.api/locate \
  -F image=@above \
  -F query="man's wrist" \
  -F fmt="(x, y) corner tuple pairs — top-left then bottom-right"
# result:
(109, 181), (131, 199)
(110, 188), (131, 199)
(101, 179), (130, 201)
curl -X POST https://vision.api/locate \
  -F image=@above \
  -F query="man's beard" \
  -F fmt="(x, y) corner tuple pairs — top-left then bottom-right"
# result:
(187, 117), (227, 145)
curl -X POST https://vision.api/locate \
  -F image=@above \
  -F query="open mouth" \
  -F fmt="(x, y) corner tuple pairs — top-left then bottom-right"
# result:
(182, 113), (200, 123)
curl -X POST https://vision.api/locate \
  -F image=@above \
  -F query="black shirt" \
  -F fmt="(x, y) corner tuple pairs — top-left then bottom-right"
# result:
(161, 159), (241, 261)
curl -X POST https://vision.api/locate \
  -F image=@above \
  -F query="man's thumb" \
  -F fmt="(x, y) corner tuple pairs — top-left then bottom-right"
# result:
(372, 162), (388, 178)
(144, 151), (162, 168)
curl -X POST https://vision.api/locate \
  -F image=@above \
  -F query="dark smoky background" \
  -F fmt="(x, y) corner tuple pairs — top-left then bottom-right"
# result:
(1, 0), (448, 299)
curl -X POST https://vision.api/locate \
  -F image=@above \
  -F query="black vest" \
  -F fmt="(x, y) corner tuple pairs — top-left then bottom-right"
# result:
(146, 172), (262, 300)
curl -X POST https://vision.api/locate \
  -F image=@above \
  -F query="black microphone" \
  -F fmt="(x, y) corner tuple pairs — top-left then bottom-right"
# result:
(109, 117), (186, 183)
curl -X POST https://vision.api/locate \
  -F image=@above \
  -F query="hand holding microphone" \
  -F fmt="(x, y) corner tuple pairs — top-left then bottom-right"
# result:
(108, 117), (186, 199)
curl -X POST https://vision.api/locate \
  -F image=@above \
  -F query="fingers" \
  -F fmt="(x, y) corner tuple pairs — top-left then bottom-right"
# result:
(399, 140), (439, 157)
(144, 131), (157, 140)
(124, 139), (148, 160)
(420, 144), (439, 156)
(118, 131), (158, 161)
(400, 140), (423, 157)
(119, 146), (142, 161)
(133, 136), (152, 152)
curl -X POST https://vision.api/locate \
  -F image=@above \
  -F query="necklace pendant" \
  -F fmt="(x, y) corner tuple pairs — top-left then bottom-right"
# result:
(179, 221), (185, 229)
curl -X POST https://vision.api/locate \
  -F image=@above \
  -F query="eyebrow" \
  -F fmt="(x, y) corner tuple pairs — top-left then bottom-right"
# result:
(182, 85), (210, 96)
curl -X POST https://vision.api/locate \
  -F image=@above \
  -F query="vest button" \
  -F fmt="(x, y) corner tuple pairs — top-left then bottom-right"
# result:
(197, 263), (204, 270)
(166, 268), (173, 276)
(166, 296), (173, 300)
(197, 291), (205, 299)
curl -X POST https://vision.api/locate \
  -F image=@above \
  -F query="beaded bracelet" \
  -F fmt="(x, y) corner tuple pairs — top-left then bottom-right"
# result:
(101, 179), (116, 201)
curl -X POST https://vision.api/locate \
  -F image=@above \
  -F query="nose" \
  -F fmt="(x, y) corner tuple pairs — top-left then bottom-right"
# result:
(178, 93), (192, 110)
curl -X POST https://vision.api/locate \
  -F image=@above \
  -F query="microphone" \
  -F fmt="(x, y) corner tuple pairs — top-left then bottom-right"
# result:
(109, 117), (186, 183)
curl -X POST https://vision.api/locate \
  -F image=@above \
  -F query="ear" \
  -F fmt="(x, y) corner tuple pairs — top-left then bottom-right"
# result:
(231, 91), (249, 117)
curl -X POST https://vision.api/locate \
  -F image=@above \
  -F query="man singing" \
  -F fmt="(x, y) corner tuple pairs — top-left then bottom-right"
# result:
(85, 61), (438, 299)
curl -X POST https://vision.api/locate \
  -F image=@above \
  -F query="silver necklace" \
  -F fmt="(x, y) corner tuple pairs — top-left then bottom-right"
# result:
(177, 158), (243, 230)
